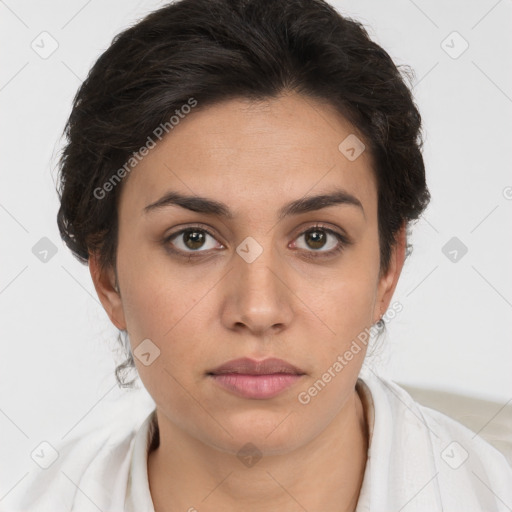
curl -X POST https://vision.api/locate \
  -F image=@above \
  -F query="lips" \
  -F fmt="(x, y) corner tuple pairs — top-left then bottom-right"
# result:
(207, 357), (306, 399)
(207, 357), (306, 376)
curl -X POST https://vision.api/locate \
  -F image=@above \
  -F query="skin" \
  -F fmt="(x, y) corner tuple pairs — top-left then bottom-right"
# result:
(90, 91), (406, 512)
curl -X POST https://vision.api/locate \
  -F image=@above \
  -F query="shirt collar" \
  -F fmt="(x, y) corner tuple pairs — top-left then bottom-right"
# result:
(125, 407), (158, 512)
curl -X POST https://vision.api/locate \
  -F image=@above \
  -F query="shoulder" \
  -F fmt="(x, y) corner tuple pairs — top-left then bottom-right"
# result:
(357, 372), (512, 511)
(5, 391), (156, 512)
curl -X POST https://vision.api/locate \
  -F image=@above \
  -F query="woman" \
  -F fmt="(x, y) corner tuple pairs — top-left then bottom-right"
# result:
(11, 0), (512, 510)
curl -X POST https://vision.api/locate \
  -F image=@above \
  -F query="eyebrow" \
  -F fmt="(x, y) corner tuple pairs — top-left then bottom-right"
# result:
(143, 188), (365, 221)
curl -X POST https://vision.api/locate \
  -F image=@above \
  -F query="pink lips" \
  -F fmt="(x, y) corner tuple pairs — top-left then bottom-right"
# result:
(207, 357), (306, 399)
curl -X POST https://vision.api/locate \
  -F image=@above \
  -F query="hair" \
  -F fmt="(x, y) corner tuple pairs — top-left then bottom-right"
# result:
(55, 0), (430, 388)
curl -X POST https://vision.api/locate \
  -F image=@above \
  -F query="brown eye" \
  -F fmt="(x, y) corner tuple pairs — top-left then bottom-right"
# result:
(304, 229), (328, 250)
(295, 227), (345, 253)
(182, 230), (207, 250)
(165, 227), (221, 254)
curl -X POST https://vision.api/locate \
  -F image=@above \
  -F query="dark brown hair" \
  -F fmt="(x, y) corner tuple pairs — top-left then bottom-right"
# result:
(56, 0), (430, 386)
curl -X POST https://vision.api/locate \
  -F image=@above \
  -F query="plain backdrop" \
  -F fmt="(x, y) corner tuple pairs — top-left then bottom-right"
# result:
(1, 0), (511, 498)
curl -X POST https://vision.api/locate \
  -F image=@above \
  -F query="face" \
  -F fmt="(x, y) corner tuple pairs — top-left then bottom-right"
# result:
(91, 92), (404, 456)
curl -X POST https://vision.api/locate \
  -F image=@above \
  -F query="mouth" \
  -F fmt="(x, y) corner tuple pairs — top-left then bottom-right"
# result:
(206, 357), (306, 399)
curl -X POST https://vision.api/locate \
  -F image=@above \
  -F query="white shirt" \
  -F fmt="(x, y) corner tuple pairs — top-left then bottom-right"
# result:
(5, 372), (512, 512)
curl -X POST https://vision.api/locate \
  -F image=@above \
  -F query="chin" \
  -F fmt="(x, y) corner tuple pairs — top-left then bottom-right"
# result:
(203, 414), (309, 457)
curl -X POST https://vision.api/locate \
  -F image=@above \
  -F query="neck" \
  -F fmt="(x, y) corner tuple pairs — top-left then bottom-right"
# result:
(148, 388), (368, 512)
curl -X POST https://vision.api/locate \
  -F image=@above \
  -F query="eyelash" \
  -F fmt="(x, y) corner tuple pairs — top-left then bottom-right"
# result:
(162, 223), (352, 261)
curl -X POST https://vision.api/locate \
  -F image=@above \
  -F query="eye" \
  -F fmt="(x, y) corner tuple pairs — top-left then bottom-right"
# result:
(291, 224), (351, 258)
(164, 226), (222, 255)
(162, 223), (351, 260)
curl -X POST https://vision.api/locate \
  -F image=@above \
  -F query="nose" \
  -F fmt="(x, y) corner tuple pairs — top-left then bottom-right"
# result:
(220, 240), (294, 336)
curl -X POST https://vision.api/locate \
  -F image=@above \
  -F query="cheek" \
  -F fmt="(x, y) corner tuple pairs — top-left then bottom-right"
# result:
(304, 282), (374, 382)
(116, 233), (190, 334)
(121, 277), (202, 355)
(293, 267), (378, 418)
(116, 255), (208, 411)
(116, 244), (215, 367)
(308, 251), (380, 346)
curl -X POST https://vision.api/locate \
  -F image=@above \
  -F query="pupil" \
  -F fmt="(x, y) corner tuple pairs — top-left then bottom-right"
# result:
(307, 230), (325, 249)
(185, 230), (204, 249)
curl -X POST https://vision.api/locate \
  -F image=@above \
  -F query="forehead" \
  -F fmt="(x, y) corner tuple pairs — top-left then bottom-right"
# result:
(118, 93), (377, 221)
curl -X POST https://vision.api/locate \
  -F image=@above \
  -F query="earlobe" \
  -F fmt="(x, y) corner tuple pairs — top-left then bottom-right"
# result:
(374, 223), (407, 323)
(88, 252), (127, 330)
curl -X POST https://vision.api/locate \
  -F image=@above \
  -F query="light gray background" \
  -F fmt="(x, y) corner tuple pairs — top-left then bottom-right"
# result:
(1, 0), (511, 500)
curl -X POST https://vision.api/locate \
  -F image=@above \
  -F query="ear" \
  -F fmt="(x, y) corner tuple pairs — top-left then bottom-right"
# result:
(373, 222), (407, 324)
(89, 251), (127, 331)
